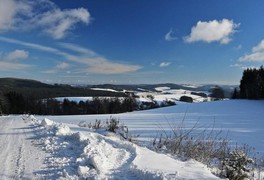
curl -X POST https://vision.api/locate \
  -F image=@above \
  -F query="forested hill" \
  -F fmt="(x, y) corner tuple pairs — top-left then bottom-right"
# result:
(91, 83), (236, 98)
(0, 78), (127, 99)
(0, 78), (53, 89)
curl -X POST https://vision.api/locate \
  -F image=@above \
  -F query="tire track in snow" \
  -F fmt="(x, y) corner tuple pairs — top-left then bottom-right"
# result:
(0, 116), (47, 179)
(14, 145), (25, 179)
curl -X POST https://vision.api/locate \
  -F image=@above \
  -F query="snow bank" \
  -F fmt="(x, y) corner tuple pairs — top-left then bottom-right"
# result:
(132, 147), (218, 179)
(31, 117), (220, 179)
(41, 118), (54, 126)
(54, 124), (71, 135)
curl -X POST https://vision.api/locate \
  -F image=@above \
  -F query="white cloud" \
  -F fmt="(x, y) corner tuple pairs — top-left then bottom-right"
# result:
(33, 8), (90, 39)
(86, 60), (142, 74)
(0, 0), (32, 31)
(56, 62), (70, 70)
(59, 43), (143, 74)
(0, 61), (31, 70)
(239, 39), (264, 62)
(159, 62), (171, 67)
(42, 62), (70, 74)
(165, 29), (177, 41)
(1, 37), (142, 74)
(184, 19), (239, 44)
(0, 49), (30, 70)
(0, 36), (73, 58)
(5, 49), (29, 61)
(59, 42), (96, 56)
(0, 0), (91, 39)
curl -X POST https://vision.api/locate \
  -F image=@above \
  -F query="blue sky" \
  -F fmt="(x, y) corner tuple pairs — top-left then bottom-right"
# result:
(0, 0), (264, 85)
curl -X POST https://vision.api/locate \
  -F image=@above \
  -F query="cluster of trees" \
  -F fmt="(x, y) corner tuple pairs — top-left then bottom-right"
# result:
(0, 91), (138, 115)
(238, 66), (264, 99)
(0, 90), (176, 115)
(210, 86), (225, 100)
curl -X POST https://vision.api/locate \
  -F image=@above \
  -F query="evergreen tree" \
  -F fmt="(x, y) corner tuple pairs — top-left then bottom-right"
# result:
(240, 66), (264, 99)
(232, 88), (238, 99)
(210, 86), (225, 100)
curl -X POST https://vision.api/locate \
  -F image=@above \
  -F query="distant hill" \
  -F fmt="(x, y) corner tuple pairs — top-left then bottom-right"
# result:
(90, 83), (237, 98)
(0, 78), (53, 89)
(0, 78), (127, 99)
(0, 78), (237, 99)
(90, 83), (191, 92)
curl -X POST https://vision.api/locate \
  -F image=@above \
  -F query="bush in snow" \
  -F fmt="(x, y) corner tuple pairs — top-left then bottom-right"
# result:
(220, 149), (253, 180)
(153, 119), (230, 166)
(78, 118), (117, 132)
(80, 117), (138, 142)
(179, 96), (193, 103)
(106, 117), (119, 133)
(79, 120), (103, 130)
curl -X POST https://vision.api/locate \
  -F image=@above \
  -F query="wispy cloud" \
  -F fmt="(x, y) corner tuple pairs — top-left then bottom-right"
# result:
(85, 58), (142, 74)
(59, 42), (143, 74)
(0, 36), (143, 74)
(59, 42), (96, 56)
(56, 62), (70, 70)
(0, 0), (32, 31)
(5, 49), (29, 61)
(42, 62), (71, 74)
(0, 49), (31, 70)
(0, 0), (91, 39)
(239, 39), (264, 62)
(32, 7), (91, 39)
(165, 29), (177, 41)
(41, 69), (57, 74)
(159, 62), (171, 67)
(184, 19), (239, 44)
(0, 61), (31, 71)
(0, 36), (73, 58)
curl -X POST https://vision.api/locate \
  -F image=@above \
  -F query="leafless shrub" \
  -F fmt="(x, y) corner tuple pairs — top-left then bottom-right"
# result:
(106, 116), (119, 132)
(78, 119), (103, 129)
(153, 117), (230, 166)
(118, 125), (140, 142)
(79, 117), (139, 142)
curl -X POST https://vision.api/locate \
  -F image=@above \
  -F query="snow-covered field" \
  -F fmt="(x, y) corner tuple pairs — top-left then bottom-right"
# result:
(44, 100), (264, 155)
(55, 86), (209, 104)
(1, 99), (264, 179)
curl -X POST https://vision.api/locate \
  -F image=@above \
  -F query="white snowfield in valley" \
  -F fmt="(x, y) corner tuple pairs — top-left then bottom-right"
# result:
(0, 115), (219, 179)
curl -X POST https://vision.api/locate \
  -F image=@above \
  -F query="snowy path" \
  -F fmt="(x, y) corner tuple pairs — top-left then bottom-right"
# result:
(0, 116), (46, 179)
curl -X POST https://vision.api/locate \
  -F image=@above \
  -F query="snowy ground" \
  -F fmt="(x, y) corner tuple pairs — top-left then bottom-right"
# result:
(0, 115), (219, 179)
(44, 100), (264, 155)
(1, 99), (264, 179)
(143, 87), (208, 103)
(0, 116), (46, 179)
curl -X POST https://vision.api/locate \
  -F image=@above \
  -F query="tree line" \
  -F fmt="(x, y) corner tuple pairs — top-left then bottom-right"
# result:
(235, 66), (264, 99)
(0, 91), (176, 115)
(0, 91), (138, 115)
